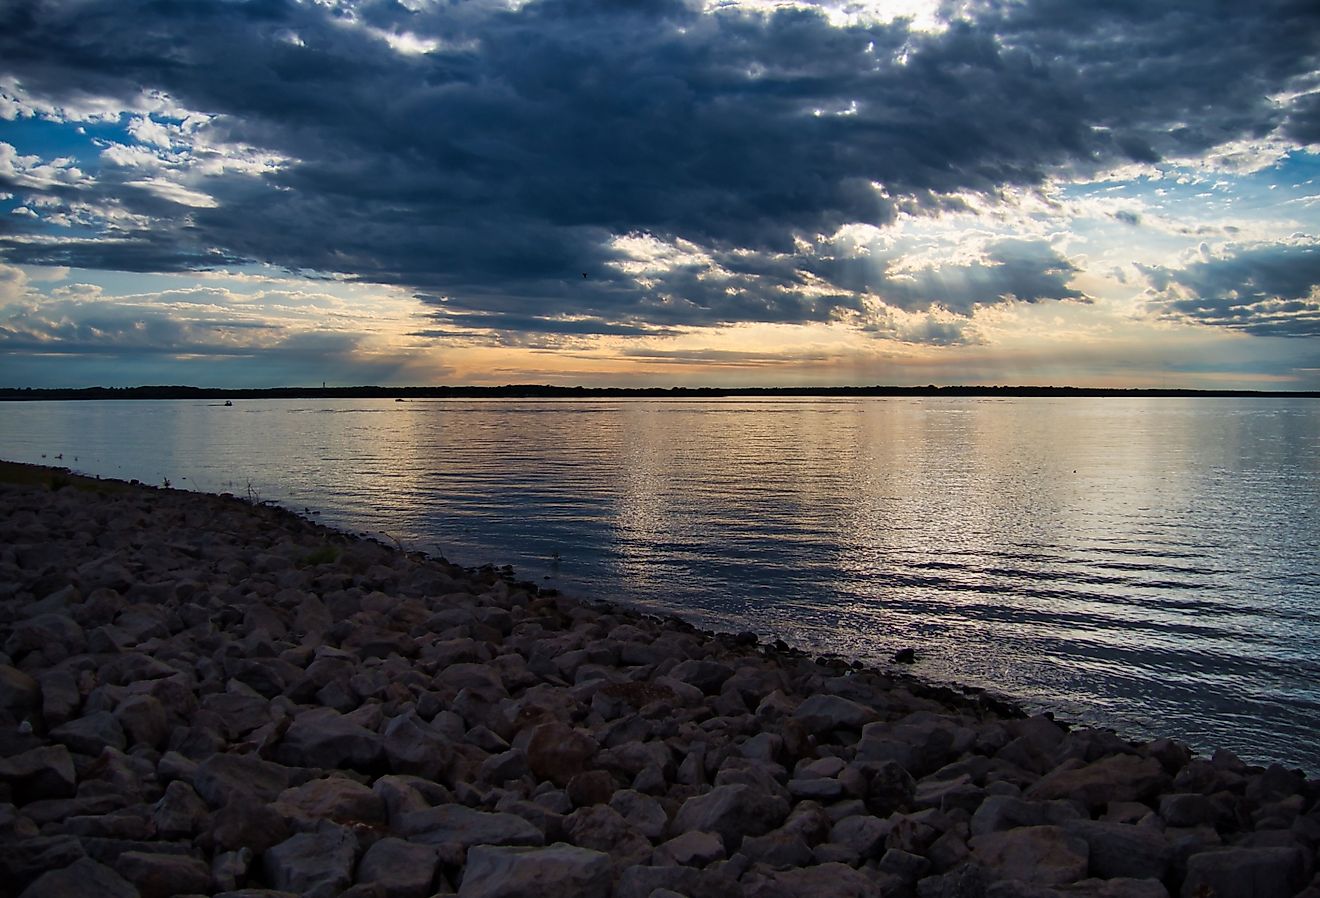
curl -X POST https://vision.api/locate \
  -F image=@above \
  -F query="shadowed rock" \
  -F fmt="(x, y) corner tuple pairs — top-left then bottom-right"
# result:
(459, 843), (612, 898)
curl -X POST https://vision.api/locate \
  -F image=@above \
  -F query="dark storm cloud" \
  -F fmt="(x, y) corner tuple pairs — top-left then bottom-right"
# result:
(1, 0), (1317, 337)
(1283, 91), (1320, 145)
(1143, 241), (1320, 338)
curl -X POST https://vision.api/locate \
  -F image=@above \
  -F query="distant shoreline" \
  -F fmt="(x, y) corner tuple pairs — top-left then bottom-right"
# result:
(2, 384), (1317, 400)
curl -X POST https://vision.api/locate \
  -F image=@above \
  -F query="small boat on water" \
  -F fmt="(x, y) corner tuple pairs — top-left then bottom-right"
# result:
(223, 400), (233, 407)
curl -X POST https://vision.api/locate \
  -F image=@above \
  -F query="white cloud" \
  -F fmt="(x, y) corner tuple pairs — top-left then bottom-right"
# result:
(124, 178), (219, 208)
(127, 115), (174, 149)
(0, 263), (30, 302)
(0, 142), (91, 189)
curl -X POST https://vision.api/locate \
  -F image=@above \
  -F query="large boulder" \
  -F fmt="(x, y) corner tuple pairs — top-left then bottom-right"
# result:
(970, 795), (1083, 837)
(792, 694), (880, 734)
(356, 837), (440, 898)
(277, 707), (384, 770)
(1063, 820), (1171, 881)
(741, 861), (883, 898)
(668, 660), (735, 695)
(397, 804), (544, 864)
(670, 783), (790, 849)
(193, 752), (291, 807)
(273, 776), (386, 826)
(0, 745), (77, 801)
(970, 825), (1090, 886)
(459, 843), (611, 898)
(114, 851), (212, 898)
(262, 826), (359, 898)
(1181, 846), (1309, 898)
(18, 857), (140, 898)
(1026, 756), (1167, 810)
(50, 711), (126, 755)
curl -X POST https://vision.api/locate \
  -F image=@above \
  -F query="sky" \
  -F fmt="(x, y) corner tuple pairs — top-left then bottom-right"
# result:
(1, 0), (1319, 389)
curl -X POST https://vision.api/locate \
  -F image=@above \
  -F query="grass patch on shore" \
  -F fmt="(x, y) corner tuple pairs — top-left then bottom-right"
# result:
(0, 460), (131, 495)
(298, 545), (341, 567)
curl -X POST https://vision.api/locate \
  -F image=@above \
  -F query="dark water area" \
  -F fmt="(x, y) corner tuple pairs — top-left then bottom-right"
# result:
(2, 396), (1318, 771)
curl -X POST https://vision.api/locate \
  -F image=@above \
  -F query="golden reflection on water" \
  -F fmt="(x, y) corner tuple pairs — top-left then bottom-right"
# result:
(2, 396), (1318, 769)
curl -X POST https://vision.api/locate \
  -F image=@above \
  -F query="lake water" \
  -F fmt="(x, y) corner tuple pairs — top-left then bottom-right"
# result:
(2, 396), (1318, 771)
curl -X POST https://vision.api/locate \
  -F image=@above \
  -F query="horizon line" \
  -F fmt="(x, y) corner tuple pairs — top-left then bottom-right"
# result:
(3, 384), (1318, 400)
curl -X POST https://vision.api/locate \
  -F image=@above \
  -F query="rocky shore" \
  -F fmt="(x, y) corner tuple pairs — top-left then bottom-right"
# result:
(1, 462), (1317, 898)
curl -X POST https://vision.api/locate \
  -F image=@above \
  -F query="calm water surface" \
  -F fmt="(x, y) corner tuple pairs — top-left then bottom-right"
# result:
(2, 397), (1318, 770)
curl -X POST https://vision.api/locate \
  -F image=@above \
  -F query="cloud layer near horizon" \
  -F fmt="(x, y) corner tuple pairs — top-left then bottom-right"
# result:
(1, 0), (1319, 385)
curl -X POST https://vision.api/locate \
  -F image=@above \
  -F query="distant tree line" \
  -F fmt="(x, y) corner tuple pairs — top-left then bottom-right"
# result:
(0, 384), (1316, 400)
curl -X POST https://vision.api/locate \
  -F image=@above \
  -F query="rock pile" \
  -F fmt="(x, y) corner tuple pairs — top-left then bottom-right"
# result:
(1, 465), (1318, 897)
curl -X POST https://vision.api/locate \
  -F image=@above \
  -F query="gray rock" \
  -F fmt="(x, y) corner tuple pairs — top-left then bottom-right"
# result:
(812, 842), (861, 866)
(37, 670), (80, 726)
(779, 801), (833, 846)
(398, 804), (544, 863)
(970, 795), (1084, 837)
(859, 715), (967, 777)
(263, 825), (359, 898)
(609, 790), (668, 841)
(381, 712), (451, 780)
(831, 814), (892, 858)
(653, 830), (726, 866)
(50, 710), (127, 755)
(115, 695), (170, 749)
(564, 805), (653, 866)
(6, 613), (86, 662)
(865, 760), (917, 816)
(613, 866), (708, 898)
(792, 694), (879, 734)
(739, 829), (814, 869)
(194, 752), (291, 807)
(1063, 820), (1171, 881)
(788, 776), (845, 801)
(211, 848), (254, 893)
(566, 769), (616, 808)
(62, 810), (153, 840)
(668, 659), (735, 695)
(373, 774), (432, 823)
(152, 779), (208, 839)
(880, 847), (932, 881)
(741, 862), (883, 897)
(742, 732), (784, 764)
(1181, 846), (1308, 898)
(970, 825), (1089, 886)
(18, 856), (140, 898)
(115, 851), (212, 898)
(278, 706), (384, 770)
(459, 843), (612, 898)
(1158, 793), (1219, 829)
(201, 692), (273, 740)
(1026, 756), (1167, 811)
(0, 744), (77, 801)
(671, 783), (790, 849)
(211, 799), (292, 853)
(917, 862), (992, 898)
(273, 776), (386, 826)
(481, 749), (529, 785)
(357, 837), (440, 898)
(0, 835), (87, 884)
(1054, 880), (1170, 897)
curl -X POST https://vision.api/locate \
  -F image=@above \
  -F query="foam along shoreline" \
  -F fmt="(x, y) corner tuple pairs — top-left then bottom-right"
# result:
(1, 461), (1317, 898)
